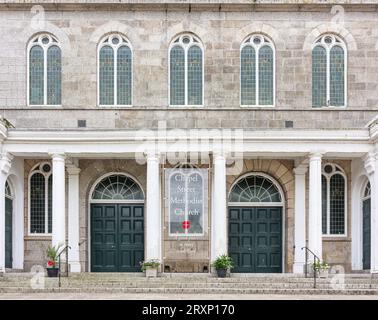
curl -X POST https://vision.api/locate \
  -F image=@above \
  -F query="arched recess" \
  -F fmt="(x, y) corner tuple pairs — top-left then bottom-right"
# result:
(88, 172), (145, 272)
(228, 172), (285, 273)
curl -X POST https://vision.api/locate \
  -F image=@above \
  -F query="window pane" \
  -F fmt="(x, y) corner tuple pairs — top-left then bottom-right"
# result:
(330, 45), (345, 106)
(30, 173), (45, 233)
(330, 174), (345, 234)
(29, 46), (44, 105)
(229, 175), (281, 203)
(92, 174), (144, 200)
(258, 45), (273, 105)
(312, 46), (327, 107)
(170, 46), (185, 105)
(117, 45), (132, 105)
(322, 175), (327, 234)
(169, 172), (186, 234)
(47, 46), (61, 105)
(48, 175), (52, 233)
(241, 46), (256, 105)
(187, 45), (202, 105)
(99, 46), (114, 105)
(187, 173), (204, 234)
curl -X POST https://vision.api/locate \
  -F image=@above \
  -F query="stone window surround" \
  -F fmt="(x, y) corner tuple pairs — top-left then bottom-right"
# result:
(27, 33), (62, 107)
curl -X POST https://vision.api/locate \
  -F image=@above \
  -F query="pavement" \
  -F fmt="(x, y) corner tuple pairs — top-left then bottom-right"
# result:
(1, 293), (378, 300)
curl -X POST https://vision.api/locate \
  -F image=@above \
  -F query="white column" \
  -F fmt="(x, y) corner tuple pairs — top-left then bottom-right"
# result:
(145, 152), (161, 262)
(67, 164), (81, 272)
(0, 153), (12, 273)
(365, 152), (378, 272)
(211, 152), (227, 262)
(308, 152), (323, 260)
(293, 163), (308, 273)
(51, 153), (66, 248)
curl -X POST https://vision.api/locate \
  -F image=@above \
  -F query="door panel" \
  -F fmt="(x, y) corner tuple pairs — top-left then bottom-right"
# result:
(5, 197), (12, 268)
(363, 198), (371, 270)
(91, 203), (144, 272)
(118, 204), (144, 272)
(228, 206), (282, 273)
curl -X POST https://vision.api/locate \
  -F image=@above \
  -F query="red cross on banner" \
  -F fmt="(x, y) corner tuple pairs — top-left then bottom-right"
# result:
(182, 220), (190, 229)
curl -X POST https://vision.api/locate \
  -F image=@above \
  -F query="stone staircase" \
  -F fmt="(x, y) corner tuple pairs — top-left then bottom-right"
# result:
(1, 273), (378, 295)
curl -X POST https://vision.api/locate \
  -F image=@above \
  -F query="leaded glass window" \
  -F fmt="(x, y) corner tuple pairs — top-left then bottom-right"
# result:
(169, 34), (203, 106)
(28, 34), (61, 106)
(229, 175), (282, 203)
(312, 35), (346, 107)
(5, 180), (12, 199)
(240, 35), (274, 106)
(321, 163), (347, 235)
(98, 34), (132, 106)
(29, 162), (53, 234)
(92, 174), (144, 201)
(364, 182), (371, 199)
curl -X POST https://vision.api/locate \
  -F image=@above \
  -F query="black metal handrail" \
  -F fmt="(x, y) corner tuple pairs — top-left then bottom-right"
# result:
(301, 246), (320, 288)
(57, 245), (71, 288)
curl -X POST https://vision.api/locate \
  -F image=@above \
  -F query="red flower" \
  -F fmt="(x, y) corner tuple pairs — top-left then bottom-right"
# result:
(47, 260), (55, 267)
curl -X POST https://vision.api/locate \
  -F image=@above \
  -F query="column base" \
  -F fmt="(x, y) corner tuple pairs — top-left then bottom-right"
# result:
(293, 262), (305, 274)
(69, 262), (81, 273)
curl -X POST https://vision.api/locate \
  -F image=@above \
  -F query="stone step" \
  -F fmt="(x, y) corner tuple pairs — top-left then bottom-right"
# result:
(0, 286), (377, 295)
(1, 280), (378, 290)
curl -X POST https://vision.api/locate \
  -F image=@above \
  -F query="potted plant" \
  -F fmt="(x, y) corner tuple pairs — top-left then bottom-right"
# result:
(46, 244), (63, 277)
(211, 254), (234, 278)
(312, 260), (330, 278)
(140, 259), (161, 278)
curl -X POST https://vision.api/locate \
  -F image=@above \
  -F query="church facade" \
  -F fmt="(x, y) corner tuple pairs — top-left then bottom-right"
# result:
(0, 0), (378, 275)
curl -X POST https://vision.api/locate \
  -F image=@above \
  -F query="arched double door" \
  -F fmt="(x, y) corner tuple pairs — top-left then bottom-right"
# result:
(90, 174), (145, 272)
(228, 174), (283, 273)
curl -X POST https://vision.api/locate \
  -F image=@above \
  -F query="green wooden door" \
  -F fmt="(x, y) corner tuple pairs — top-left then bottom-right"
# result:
(91, 203), (144, 272)
(229, 206), (282, 273)
(363, 198), (371, 270)
(5, 197), (12, 268)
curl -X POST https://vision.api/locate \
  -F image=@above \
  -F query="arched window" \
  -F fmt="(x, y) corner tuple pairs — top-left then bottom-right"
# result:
(229, 174), (282, 203)
(240, 34), (275, 106)
(321, 163), (347, 235)
(29, 162), (53, 234)
(169, 34), (203, 106)
(312, 34), (346, 107)
(98, 34), (132, 106)
(5, 180), (12, 199)
(28, 34), (61, 106)
(364, 181), (371, 199)
(91, 174), (144, 201)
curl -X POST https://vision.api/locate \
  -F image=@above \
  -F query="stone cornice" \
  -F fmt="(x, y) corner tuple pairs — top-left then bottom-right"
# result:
(0, 0), (376, 4)
(0, 0), (377, 11)
(366, 115), (378, 143)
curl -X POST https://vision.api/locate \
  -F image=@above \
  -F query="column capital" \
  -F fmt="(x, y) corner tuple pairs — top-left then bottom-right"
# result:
(308, 151), (323, 161)
(66, 165), (81, 175)
(293, 164), (308, 175)
(49, 152), (66, 161)
(0, 152), (13, 175)
(144, 150), (160, 162)
(66, 158), (80, 175)
(213, 150), (227, 161)
(364, 152), (378, 175)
